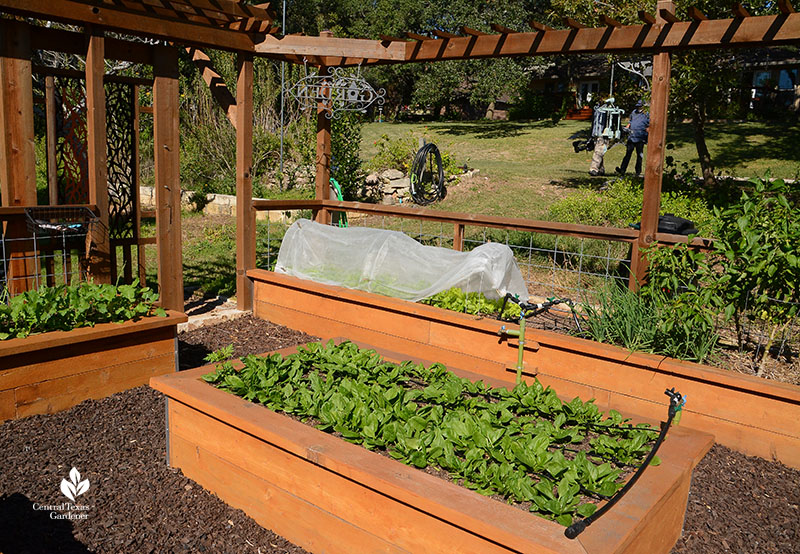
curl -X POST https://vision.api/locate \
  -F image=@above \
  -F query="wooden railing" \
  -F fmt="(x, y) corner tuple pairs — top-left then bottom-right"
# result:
(251, 198), (714, 249)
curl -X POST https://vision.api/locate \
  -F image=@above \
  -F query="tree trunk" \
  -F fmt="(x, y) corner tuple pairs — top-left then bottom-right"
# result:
(693, 103), (717, 188)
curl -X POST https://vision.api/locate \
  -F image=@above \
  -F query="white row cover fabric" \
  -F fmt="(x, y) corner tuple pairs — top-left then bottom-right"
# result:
(275, 219), (529, 302)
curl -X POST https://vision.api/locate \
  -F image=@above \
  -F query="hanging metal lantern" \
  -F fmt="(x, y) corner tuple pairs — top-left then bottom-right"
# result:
(288, 65), (385, 119)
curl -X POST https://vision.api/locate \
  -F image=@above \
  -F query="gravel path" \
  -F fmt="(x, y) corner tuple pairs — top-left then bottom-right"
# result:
(0, 315), (798, 553)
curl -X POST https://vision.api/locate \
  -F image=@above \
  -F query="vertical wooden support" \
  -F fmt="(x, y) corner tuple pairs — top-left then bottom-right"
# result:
(0, 19), (37, 294)
(315, 65), (331, 225)
(153, 46), (183, 312)
(630, 0), (674, 290)
(85, 29), (112, 284)
(236, 53), (255, 311)
(453, 223), (465, 251)
(134, 85), (146, 286)
(45, 75), (58, 206)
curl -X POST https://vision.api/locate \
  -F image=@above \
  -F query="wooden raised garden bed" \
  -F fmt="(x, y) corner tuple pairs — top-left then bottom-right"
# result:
(0, 310), (186, 421)
(152, 341), (712, 554)
(248, 269), (800, 469)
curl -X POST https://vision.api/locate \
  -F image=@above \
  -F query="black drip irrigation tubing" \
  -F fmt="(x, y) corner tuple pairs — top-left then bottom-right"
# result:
(564, 388), (685, 540)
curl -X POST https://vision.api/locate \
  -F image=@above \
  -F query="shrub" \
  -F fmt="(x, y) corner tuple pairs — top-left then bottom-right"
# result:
(331, 112), (365, 200)
(367, 131), (464, 179)
(548, 177), (716, 235)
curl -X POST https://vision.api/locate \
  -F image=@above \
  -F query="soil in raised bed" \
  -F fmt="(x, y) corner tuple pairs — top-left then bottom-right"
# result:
(0, 315), (797, 553)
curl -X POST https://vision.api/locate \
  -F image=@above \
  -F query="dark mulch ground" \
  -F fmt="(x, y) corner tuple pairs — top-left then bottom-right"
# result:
(1, 315), (798, 553)
(0, 316), (315, 554)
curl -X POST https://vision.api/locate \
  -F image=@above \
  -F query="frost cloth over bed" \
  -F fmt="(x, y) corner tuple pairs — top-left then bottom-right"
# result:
(275, 219), (529, 302)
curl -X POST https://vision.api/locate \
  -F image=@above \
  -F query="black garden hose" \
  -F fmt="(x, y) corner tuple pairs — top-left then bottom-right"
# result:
(410, 142), (446, 205)
(564, 388), (685, 540)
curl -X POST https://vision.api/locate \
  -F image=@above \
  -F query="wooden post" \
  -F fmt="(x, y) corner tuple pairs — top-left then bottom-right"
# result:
(45, 75), (58, 206)
(630, 0), (674, 290)
(0, 19), (37, 294)
(85, 28), (112, 284)
(236, 53), (255, 311)
(134, 85), (146, 286)
(153, 46), (183, 312)
(453, 223), (465, 251)
(315, 62), (331, 225)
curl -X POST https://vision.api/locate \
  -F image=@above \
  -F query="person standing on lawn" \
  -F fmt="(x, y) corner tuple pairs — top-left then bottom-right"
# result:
(616, 100), (650, 177)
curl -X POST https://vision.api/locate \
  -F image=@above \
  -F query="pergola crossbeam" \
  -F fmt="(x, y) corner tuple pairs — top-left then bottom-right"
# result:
(433, 29), (460, 39)
(253, 34), (407, 60)
(779, 0), (796, 14)
(659, 8), (681, 24)
(461, 26), (487, 36)
(528, 20), (553, 32)
(564, 17), (588, 30)
(405, 32), (431, 41)
(688, 7), (708, 22)
(600, 15), (622, 28)
(639, 11), (657, 25)
(489, 23), (517, 34)
(733, 3), (751, 19)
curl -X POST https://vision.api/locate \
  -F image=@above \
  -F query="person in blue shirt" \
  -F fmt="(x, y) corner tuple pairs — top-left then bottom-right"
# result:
(616, 100), (650, 177)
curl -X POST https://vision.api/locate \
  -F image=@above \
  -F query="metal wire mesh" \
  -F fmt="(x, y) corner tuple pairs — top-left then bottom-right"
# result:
(1, 208), (97, 295)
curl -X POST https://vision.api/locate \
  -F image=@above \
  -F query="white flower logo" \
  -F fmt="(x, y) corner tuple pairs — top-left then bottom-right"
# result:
(60, 467), (90, 502)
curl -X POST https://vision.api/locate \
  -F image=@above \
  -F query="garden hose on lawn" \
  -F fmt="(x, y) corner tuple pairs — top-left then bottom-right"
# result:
(410, 142), (446, 205)
(564, 388), (686, 540)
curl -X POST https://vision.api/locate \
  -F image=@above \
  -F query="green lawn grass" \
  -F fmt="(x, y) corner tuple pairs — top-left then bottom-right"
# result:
(360, 119), (800, 218)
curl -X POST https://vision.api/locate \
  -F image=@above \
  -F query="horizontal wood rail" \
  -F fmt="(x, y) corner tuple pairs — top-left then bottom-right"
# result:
(0, 204), (98, 217)
(32, 65), (154, 86)
(251, 198), (714, 249)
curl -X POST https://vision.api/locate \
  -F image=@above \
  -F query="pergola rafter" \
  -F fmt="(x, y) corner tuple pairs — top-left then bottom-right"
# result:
(316, 11), (800, 68)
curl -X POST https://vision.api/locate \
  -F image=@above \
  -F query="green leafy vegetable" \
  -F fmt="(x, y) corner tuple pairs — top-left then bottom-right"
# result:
(204, 340), (660, 526)
(0, 280), (165, 340)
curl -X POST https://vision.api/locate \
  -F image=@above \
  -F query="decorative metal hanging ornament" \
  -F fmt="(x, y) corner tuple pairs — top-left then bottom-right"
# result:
(287, 63), (385, 119)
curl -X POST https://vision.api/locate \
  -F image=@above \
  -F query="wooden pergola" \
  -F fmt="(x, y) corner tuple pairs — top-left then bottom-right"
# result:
(1, 0), (799, 313)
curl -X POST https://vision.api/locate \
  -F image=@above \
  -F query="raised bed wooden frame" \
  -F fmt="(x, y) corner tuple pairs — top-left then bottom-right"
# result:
(0, 310), (186, 421)
(151, 342), (713, 554)
(249, 269), (800, 470)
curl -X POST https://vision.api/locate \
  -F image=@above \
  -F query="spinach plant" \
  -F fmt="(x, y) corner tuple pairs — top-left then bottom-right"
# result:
(0, 280), (166, 340)
(203, 340), (660, 527)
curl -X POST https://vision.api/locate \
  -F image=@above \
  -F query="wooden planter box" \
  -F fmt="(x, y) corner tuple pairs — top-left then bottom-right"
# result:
(151, 343), (713, 554)
(0, 310), (186, 421)
(248, 269), (800, 469)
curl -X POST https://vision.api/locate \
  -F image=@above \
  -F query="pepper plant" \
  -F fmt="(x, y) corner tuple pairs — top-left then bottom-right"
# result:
(203, 340), (660, 526)
(712, 178), (800, 373)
